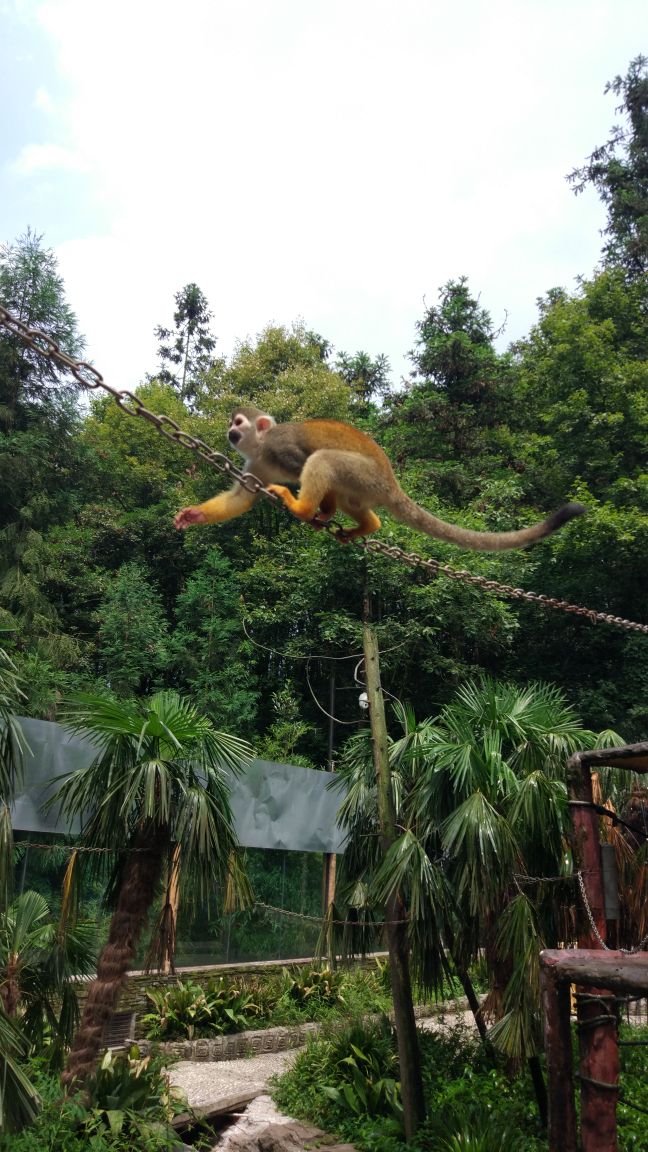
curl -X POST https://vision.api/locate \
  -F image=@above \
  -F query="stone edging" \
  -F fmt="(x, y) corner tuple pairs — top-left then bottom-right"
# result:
(136, 999), (468, 1062)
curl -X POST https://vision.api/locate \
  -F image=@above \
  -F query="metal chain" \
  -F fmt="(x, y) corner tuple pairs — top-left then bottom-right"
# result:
(577, 871), (648, 954)
(2, 303), (648, 634)
(359, 539), (648, 633)
(254, 899), (407, 926)
(0, 304), (283, 506)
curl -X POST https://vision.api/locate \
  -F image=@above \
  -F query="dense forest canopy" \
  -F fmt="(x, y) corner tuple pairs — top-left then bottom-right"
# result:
(1, 57), (647, 754)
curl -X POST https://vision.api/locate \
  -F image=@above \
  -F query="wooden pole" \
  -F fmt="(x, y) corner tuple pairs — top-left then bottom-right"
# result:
(363, 598), (425, 1142)
(540, 958), (578, 1152)
(568, 758), (619, 1152)
(322, 667), (337, 965)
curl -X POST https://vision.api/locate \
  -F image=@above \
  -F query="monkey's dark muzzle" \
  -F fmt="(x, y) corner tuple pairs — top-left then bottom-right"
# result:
(228, 430), (242, 446)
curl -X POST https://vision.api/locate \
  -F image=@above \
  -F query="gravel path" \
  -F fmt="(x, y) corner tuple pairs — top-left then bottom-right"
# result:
(167, 1011), (478, 1150)
(168, 1047), (299, 1111)
(167, 1007), (477, 1112)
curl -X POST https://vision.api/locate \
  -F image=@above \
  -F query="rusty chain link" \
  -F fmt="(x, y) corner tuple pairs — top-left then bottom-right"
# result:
(2, 303), (647, 635)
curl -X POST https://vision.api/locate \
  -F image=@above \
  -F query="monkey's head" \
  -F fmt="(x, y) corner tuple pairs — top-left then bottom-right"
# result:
(228, 407), (276, 456)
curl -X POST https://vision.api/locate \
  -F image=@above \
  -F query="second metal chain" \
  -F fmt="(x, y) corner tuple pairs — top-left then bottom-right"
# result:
(577, 871), (648, 954)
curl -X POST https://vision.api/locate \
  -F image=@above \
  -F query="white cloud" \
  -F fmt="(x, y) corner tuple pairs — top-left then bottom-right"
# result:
(33, 85), (54, 113)
(9, 141), (89, 175)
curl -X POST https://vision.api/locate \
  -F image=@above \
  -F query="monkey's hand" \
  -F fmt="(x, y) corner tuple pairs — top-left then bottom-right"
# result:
(174, 506), (208, 530)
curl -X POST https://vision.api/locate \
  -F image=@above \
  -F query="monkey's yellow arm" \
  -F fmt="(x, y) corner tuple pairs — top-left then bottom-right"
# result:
(174, 484), (258, 529)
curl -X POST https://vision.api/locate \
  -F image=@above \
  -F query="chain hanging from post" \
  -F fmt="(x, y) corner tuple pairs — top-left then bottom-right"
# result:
(2, 303), (648, 636)
(577, 871), (648, 955)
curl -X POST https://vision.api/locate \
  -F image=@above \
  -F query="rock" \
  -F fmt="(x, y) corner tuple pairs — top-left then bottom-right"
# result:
(213, 1095), (357, 1151)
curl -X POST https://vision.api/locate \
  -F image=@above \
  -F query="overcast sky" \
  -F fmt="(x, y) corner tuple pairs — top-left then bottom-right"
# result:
(1, 0), (644, 391)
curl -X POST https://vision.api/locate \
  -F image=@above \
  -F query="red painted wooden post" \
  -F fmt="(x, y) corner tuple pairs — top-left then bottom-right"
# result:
(568, 756), (619, 1152)
(540, 957), (578, 1152)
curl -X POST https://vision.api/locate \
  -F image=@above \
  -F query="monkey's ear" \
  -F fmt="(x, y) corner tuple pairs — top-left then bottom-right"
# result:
(256, 415), (275, 435)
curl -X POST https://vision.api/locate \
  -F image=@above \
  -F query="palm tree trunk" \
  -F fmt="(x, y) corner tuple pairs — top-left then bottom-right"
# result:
(454, 958), (493, 1053)
(528, 1053), (548, 1128)
(62, 822), (166, 1088)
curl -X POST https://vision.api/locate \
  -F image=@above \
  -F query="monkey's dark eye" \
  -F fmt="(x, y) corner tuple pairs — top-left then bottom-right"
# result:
(233, 416), (244, 427)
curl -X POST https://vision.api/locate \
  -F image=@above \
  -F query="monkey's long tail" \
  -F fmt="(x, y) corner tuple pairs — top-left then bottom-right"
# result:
(387, 495), (586, 552)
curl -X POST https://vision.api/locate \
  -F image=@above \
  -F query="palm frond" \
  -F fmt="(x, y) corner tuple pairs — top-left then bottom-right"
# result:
(0, 1009), (41, 1132)
(442, 792), (520, 916)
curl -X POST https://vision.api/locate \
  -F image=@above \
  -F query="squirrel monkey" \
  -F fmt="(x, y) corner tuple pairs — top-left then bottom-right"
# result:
(174, 406), (585, 549)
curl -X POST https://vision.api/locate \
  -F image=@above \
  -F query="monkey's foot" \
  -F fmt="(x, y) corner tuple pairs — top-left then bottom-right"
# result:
(311, 494), (337, 530)
(338, 511), (382, 540)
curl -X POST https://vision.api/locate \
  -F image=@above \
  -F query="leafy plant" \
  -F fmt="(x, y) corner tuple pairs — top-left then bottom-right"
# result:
(321, 1040), (403, 1129)
(82, 1046), (185, 1140)
(142, 979), (213, 1040)
(142, 976), (259, 1039)
(283, 965), (346, 1009)
(205, 976), (260, 1032)
(438, 1128), (529, 1152)
(272, 1016), (401, 1137)
(0, 1009), (40, 1134)
(2, 1050), (185, 1151)
(0, 889), (97, 1068)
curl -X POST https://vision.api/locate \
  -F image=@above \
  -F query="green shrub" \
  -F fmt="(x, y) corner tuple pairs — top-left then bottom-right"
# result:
(414, 1025), (546, 1152)
(283, 965), (346, 1009)
(2, 1049), (186, 1152)
(272, 1016), (402, 1138)
(273, 1018), (550, 1152)
(617, 1022), (648, 1151)
(436, 1130), (528, 1152)
(82, 1047), (185, 1139)
(141, 977), (259, 1039)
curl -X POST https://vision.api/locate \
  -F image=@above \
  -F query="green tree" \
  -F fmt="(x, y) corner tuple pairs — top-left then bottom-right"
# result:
(154, 283), (218, 406)
(97, 562), (170, 696)
(52, 689), (252, 1085)
(335, 350), (391, 408)
(201, 322), (352, 426)
(511, 269), (648, 506)
(0, 232), (89, 709)
(0, 647), (41, 1132)
(170, 548), (258, 729)
(503, 266), (648, 737)
(0, 228), (84, 411)
(0, 641), (25, 906)
(391, 279), (513, 504)
(568, 55), (648, 277)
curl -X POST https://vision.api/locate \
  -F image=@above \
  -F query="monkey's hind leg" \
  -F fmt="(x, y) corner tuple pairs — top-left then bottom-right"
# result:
(310, 491), (338, 529)
(339, 509), (381, 540)
(267, 484), (324, 524)
(267, 485), (337, 530)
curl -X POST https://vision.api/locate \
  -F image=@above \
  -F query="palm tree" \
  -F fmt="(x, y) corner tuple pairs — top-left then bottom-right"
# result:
(332, 700), (452, 995)
(0, 889), (96, 1067)
(52, 690), (252, 1086)
(333, 679), (622, 1123)
(410, 681), (611, 1048)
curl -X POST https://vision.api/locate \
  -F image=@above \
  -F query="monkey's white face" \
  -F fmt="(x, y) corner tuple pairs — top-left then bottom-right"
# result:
(228, 410), (275, 457)
(227, 412), (253, 452)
